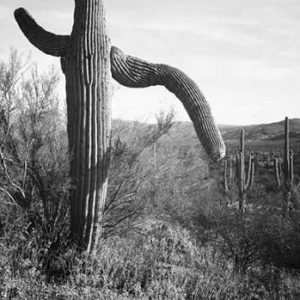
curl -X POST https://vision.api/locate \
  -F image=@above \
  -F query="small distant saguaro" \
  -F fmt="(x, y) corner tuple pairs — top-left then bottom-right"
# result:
(224, 129), (255, 212)
(14, 0), (226, 253)
(236, 129), (255, 212)
(274, 117), (295, 218)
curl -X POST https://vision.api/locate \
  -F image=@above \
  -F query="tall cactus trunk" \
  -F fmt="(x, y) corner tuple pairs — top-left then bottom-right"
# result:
(14, 0), (226, 253)
(63, 0), (111, 251)
(14, 0), (111, 252)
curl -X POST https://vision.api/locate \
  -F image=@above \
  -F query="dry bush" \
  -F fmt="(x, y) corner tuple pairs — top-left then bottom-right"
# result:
(0, 50), (71, 284)
(103, 110), (175, 237)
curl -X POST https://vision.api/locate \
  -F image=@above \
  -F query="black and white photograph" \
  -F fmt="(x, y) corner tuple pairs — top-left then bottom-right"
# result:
(0, 0), (299, 298)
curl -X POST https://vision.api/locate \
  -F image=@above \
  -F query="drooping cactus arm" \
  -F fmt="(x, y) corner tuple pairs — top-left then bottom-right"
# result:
(110, 46), (226, 161)
(14, 8), (70, 57)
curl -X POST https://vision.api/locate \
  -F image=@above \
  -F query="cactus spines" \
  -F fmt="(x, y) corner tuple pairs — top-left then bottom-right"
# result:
(14, 0), (226, 252)
(273, 117), (294, 218)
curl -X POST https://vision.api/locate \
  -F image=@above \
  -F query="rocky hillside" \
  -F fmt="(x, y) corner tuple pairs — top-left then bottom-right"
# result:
(112, 118), (300, 154)
(220, 119), (300, 141)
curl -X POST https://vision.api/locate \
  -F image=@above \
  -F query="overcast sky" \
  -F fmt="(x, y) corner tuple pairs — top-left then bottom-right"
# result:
(0, 0), (299, 125)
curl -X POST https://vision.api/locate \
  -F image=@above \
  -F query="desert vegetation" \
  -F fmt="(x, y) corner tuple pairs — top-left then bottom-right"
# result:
(14, 0), (225, 254)
(0, 50), (299, 299)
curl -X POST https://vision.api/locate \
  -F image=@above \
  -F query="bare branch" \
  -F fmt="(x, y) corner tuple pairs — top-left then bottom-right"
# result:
(0, 148), (25, 199)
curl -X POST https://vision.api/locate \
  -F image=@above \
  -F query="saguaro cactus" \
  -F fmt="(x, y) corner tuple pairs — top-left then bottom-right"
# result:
(14, 0), (226, 252)
(223, 155), (236, 206)
(224, 129), (255, 212)
(15, 1), (112, 253)
(274, 117), (294, 218)
(110, 47), (225, 160)
(237, 129), (255, 212)
(224, 157), (234, 195)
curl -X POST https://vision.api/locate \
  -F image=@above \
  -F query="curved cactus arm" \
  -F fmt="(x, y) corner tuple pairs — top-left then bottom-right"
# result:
(110, 46), (226, 161)
(14, 8), (70, 57)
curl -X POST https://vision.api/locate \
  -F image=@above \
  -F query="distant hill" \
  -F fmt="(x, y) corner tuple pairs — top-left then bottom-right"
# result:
(112, 118), (300, 153)
(219, 118), (300, 152)
(220, 119), (300, 141)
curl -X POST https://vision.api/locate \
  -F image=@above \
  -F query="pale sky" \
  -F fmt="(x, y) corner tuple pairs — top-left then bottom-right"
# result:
(0, 0), (299, 125)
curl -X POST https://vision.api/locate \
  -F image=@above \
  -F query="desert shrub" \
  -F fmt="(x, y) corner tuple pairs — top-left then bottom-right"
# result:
(0, 50), (72, 288)
(213, 206), (300, 271)
(104, 110), (175, 237)
(58, 224), (300, 299)
(212, 210), (261, 275)
(66, 224), (201, 299)
(0, 51), (299, 299)
(255, 210), (300, 269)
(2, 222), (299, 299)
(198, 203), (300, 272)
